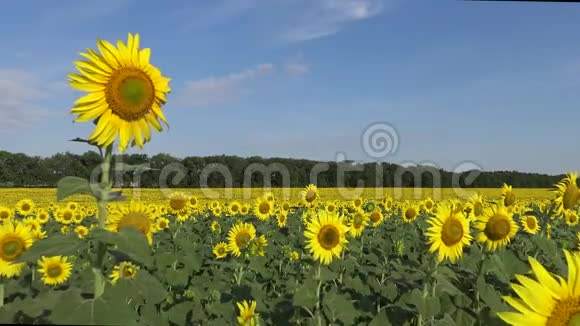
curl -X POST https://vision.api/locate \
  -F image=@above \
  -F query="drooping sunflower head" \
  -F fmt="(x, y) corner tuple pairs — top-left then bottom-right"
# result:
(498, 250), (580, 326)
(227, 222), (257, 257)
(300, 184), (319, 207)
(474, 202), (519, 251)
(69, 33), (171, 153)
(425, 204), (472, 264)
(236, 300), (259, 326)
(0, 221), (34, 278)
(107, 200), (155, 245)
(501, 184), (516, 207)
(553, 172), (580, 217)
(254, 196), (274, 221)
(520, 215), (540, 234)
(110, 261), (139, 284)
(213, 242), (228, 259)
(304, 210), (349, 265)
(37, 256), (73, 286)
(15, 199), (35, 216)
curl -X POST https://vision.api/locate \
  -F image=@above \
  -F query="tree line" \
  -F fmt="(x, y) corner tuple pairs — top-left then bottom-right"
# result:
(0, 150), (563, 188)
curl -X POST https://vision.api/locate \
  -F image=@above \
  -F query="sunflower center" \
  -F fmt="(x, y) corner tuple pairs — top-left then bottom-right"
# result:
(106, 67), (155, 121)
(118, 212), (150, 235)
(235, 232), (252, 249)
(563, 185), (580, 211)
(473, 202), (483, 217)
(259, 202), (270, 215)
(317, 225), (340, 250)
(354, 199), (362, 207)
(47, 264), (63, 278)
(441, 218), (464, 246)
(526, 218), (537, 229)
(121, 266), (137, 278)
(189, 198), (197, 206)
(279, 215), (286, 223)
(170, 197), (187, 211)
(22, 203), (31, 212)
(405, 208), (417, 220)
(370, 211), (381, 223)
(484, 214), (511, 241)
(305, 190), (316, 203)
(63, 212), (73, 221)
(0, 211), (9, 219)
(0, 237), (25, 261)
(545, 297), (580, 326)
(426, 201), (433, 209)
(504, 192), (516, 207)
(159, 220), (168, 228)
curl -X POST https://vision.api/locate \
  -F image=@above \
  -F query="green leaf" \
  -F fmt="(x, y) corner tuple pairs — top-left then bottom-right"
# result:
(16, 233), (81, 263)
(166, 302), (192, 325)
(293, 278), (318, 310)
(369, 310), (392, 326)
(139, 303), (169, 326)
(56, 176), (95, 201)
(323, 290), (359, 325)
(182, 251), (203, 273)
(91, 227), (153, 267)
(166, 269), (189, 287)
(134, 270), (168, 304)
(476, 275), (508, 313)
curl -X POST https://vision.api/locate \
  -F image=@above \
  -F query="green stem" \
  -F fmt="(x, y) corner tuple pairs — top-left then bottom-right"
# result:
(92, 145), (113, 299)
(0, 282), (4, 307)
(315, 264), (323, 326)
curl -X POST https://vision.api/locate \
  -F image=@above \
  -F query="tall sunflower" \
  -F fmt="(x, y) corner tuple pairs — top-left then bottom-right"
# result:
(37, 256), (73, 286)
(106, 200), (156, 245)
(15, 199), (35, 216)
(167, 192), (190, 216)
(0, 221), (34, 278)
(425, 204), (472, 263)
(474, 202), (519, 251)
(520, 215), (540, 234)
(69, 33), (171, 153)
(254, 196), (274, 221)
(227, 222), (256, 257)
(498, 250), (580, 325)
(553, 172), (580, 217)
(304, 210), (349, 265)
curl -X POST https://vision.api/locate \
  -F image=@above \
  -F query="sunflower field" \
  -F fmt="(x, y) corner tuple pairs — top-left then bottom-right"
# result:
(1, 32), (579, 326)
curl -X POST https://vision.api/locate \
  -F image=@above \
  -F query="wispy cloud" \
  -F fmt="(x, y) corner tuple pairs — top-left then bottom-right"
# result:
(281, 0), (384, 43)
(175, 0), (257, 31)
(285, 63), (310, 77)
(177, 63), (275, 108)
(0, 70), (56, 130)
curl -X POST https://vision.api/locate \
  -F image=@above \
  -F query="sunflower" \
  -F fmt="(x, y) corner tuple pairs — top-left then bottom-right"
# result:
(501, 184), (517, 207)
(228, 201), (242, 215)
(304, 210), (349, 265)
(402, 205), (419, 223)
(349, 210), (368, 238)
(107, 200), (155, 245)
(69, 33), (171, 152)
(467, 194), (485, 219)
(0, 221), (34, 278)
(520, 215), (540, 234)
(75, 225), (89, 239)
(368, 208), (384, 227)
(352, 197), (364, 209)
(423, 197), (435, 213)
(213, 242), (228, 259)
(22, 217), (41, 235)
(227, 222), (256, 257)
(155, 217), (169, 231)
(498, 250), (580, 326)
(60, 226), (70, 235)
(236, 300), (259, 326)
(276, 212), (288, 228)
(35, 209), (50, 224)
(57, 208), (75, 225)
(37, 256), (73, 286)
(280, 201), (291, 213)
(474, 203), (519, 251)
(325, 201), (338, 214)
(552, 172), (580, 217)
(300, 184), (319, 208)
(168, 192), (189, 215)
(383, 196), (394, 211)
(240, 204), (250, 215)
(0, 206), (13, 224)
(15, 199), (35, 216)
(66, 201), (79, 212)
(425, 204), (472, 263)
(564, 210), (579, 226)
(110, 261), (139, 284)
(249, 235), (268, 257)
(254, 196), (274, 221)
(188, 196), (199, 210)
(211, 221), (221, 232)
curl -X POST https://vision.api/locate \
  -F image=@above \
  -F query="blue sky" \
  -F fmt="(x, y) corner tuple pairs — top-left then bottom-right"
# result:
(1, 0), (579, 175)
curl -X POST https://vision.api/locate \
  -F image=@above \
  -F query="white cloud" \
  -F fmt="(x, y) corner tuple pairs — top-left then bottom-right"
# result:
(177, 63), (275, 108)
(281, 0), (384, 43)
(285, 63), (310, 77)
(0, 70), (55, 130)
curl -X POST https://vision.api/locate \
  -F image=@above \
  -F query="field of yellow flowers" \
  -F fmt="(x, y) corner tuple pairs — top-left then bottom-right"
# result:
(0, 178), (579, 325)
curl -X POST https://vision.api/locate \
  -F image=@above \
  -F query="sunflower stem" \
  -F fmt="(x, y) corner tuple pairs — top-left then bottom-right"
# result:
(92, 145), (113, 299)
(0, 282), (4, 307)
(315, 264), (323, 326)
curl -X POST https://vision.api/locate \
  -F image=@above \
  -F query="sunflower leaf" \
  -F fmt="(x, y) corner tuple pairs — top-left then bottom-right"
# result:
(90, 228), (153, 268)
(16, 233), (82, 263)
(56, 176), (96, 201)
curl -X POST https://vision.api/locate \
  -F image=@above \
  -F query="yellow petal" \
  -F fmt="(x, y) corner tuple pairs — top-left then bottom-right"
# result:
(497, 311), (546, 326)
(69, 81), (105, 92)
(74, 92), (106, 105)
(511, 283), (553, 317)
(80, 49), (113, 73)
(75, 104), (108, 123)
(74, 60), (109, 78)
(529, 257), (563, 300)
(139, 48), (151, 68)
(97, 39), (121, 69)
